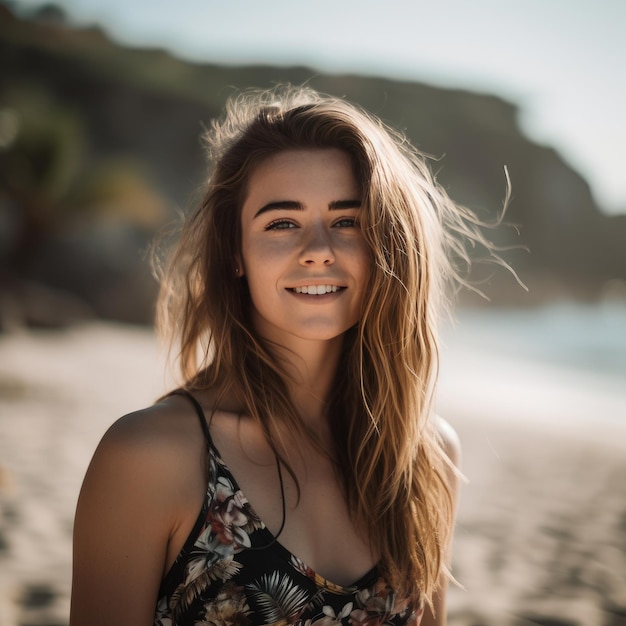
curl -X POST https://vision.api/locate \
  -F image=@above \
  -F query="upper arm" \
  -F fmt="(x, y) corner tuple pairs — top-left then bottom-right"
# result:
(421, 417), (462, 626)
(70, 409), (191, 626)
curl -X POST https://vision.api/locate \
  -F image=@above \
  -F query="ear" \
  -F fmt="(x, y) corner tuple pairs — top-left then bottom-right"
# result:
(235, 255), (245, 277)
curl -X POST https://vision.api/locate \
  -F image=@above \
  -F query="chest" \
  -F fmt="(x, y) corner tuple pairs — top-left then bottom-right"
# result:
(211, 427), (376, 587)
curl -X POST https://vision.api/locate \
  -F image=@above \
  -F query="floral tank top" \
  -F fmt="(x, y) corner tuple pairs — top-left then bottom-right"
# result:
(154, 392), (424, 626)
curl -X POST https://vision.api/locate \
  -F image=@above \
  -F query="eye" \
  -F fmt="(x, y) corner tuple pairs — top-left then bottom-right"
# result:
(333, 217), (359, 228)
(265, 219), (297, 231)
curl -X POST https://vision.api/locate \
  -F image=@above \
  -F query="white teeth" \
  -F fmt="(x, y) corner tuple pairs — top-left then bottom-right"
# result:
(294, 285), (339, 294)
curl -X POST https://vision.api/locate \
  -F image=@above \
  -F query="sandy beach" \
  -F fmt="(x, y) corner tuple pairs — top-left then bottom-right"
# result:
(1, 321), (625, 626)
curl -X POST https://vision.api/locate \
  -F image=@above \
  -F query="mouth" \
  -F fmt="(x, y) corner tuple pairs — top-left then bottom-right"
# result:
(288, 285), (345, 295)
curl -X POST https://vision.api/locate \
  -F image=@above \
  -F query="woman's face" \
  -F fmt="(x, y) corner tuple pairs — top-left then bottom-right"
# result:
(239, 148), (371, 347)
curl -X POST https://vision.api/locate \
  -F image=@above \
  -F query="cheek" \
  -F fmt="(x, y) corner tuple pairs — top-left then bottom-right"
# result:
(241, 242), (284, 296)
(242, 236), (295, 271)
(352, 240), (373, 282)
(240, 235), (261, 273)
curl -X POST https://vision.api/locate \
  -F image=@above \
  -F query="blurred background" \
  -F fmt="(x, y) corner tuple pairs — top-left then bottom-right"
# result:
(1, 1), (625, 625)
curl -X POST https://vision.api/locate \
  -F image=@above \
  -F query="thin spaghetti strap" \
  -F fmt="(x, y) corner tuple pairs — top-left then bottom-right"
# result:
(172, 389), (212, 449)
(172, 389), (286, 550)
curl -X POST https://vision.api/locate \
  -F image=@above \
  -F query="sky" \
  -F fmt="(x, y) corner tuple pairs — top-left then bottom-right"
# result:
(14, 0), (626, 215)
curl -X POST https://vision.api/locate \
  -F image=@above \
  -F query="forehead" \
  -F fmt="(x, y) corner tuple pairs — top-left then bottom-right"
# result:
(244, 148), (359, 200)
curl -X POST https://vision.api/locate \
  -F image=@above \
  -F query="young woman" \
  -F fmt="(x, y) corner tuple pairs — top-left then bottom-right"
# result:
(70, 86), (489, 626)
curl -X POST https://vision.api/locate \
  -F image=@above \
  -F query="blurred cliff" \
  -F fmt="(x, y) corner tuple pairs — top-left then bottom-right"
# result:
(1, 3), (625, 328)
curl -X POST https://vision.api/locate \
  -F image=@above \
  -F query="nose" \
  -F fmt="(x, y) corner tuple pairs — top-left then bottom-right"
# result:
(298, 224), (335, 266)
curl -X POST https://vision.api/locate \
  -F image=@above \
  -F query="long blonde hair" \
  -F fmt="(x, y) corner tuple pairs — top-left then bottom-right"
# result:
(157, 85), (502, 607)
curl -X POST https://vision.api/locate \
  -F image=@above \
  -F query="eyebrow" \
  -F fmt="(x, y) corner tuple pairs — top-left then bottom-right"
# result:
(253, 199), (361, 218)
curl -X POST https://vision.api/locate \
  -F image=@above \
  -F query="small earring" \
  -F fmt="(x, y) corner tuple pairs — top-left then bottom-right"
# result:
(235, 267), (240, 276)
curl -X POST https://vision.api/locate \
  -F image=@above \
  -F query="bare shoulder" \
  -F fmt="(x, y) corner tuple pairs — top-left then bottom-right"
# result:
(97, 393), (202, 461)
(435, 415), (461, 468)
(78, 393), (208, 532)
(71, 394), (208, 625)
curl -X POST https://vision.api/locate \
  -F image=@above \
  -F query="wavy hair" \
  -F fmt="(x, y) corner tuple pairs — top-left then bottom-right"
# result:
(156, 85), (505, 607)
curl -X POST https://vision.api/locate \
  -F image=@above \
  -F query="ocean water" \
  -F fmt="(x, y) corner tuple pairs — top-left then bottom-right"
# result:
(438, 301), (626, 428)
(447, 301), (626, 381)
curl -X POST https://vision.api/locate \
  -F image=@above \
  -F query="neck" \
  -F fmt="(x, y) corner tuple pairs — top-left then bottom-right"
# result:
(269, 335), (343, 432)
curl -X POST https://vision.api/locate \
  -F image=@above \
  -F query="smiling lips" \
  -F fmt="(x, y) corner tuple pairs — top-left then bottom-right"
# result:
(291, 285), (344, 295)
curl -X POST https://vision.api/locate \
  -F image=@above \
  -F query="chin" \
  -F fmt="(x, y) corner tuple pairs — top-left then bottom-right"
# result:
(293, 325), (355, 342)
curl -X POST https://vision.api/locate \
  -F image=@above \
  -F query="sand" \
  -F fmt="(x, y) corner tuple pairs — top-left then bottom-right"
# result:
(0, 322), (625, 626)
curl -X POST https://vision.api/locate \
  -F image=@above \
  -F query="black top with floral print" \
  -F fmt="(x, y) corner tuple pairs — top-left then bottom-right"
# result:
(154, 393), (423, 626)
